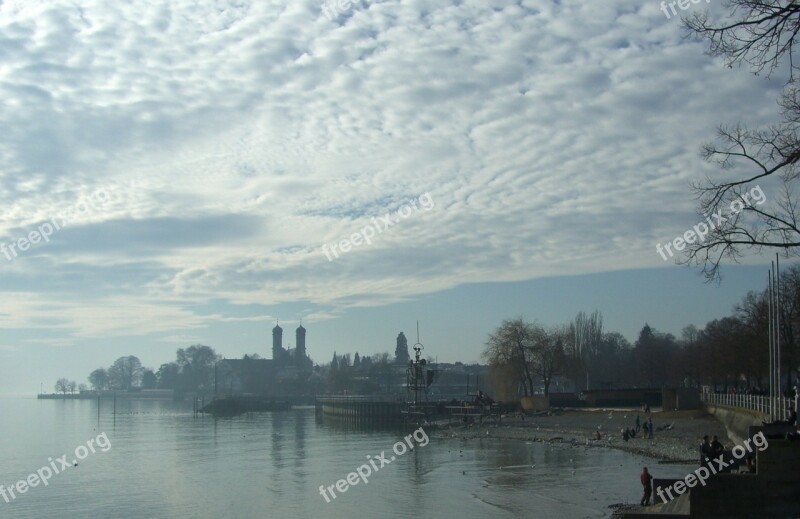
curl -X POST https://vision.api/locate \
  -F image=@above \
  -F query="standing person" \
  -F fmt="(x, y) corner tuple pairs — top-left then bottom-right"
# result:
(640, 467), (653, 506)
(635, 415), (641, 433)
(647, 416), (654, 439)
(700, 435), (713, 467)
(711, 435), (724, 460)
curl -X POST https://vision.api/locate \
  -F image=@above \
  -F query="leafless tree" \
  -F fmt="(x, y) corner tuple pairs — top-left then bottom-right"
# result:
(55, 378), (69, 395)
(108, 355), (143, 390)
(483, 318), (540, 397)
(681, 1), (800, 279)
(532, 327), (567, 397)
(484, 319), (565, 397)
(566, 311), (603, 390)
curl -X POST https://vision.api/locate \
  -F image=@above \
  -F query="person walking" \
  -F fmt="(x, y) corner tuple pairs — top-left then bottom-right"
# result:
(635, 415), (641, 433)
(647, 416), (654, 439)
(640, 467), (653, 506)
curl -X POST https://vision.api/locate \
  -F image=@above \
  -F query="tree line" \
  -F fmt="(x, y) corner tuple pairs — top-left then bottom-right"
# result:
(55, 333), (416, 397)
(484, 265), (800, 400)
(65, 345), (223, 395)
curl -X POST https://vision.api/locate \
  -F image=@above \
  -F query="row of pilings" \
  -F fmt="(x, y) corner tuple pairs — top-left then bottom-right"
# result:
(316, 396), (404, 428)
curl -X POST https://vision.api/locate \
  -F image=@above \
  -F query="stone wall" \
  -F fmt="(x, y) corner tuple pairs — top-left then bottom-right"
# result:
(703, 403), (764, 444)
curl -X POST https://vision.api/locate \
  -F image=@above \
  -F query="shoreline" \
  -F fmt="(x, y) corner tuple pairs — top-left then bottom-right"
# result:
(432, 408), (730, 463)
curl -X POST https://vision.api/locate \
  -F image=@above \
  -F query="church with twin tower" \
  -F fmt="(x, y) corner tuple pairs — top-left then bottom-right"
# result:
(272, 321), (310, 368)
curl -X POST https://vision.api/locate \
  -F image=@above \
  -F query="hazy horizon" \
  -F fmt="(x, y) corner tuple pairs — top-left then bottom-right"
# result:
(0, 0), (787, 394)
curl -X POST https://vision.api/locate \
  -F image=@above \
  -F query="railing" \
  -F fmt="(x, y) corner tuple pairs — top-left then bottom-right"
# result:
(702, 391), (796, 421)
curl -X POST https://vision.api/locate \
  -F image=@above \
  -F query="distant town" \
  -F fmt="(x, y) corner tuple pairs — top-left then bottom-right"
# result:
(42, 323), (491, 404)
(43, 265), (800, 407)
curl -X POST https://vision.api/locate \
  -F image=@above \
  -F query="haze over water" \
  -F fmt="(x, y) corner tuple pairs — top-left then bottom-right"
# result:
(0, 398), (699, 518)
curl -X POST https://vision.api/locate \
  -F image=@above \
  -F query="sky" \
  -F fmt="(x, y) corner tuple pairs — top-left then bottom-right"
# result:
(0, 0), (790, 394)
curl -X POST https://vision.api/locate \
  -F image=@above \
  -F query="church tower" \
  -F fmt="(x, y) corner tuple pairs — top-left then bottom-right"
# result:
(272, 322), (283, 362)
(296, 322), (306, 364)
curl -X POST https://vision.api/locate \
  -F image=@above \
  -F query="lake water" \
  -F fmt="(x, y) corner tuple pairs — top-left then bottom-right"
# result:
(0, 397), (697, 518)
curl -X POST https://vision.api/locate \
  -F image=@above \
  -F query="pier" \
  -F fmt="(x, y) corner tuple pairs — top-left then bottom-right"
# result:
(315, 396), (404, 428)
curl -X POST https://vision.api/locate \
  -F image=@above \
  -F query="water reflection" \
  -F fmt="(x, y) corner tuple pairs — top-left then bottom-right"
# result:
(0, 399), (699, 519)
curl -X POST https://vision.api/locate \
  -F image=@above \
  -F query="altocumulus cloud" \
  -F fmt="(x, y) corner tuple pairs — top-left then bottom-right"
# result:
(0, 0), (783, 346)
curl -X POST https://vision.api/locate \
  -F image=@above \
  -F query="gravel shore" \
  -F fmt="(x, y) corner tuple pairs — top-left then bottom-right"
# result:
(433, 408), (732, 463)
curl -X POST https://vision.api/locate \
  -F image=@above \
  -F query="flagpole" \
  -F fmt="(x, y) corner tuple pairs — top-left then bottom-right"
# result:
(776, 253), (782, 419)
(769, 269), (774, 421)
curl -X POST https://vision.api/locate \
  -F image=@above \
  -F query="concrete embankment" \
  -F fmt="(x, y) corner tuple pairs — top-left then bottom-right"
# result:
(620, 405), (800, 519)
(702, 403), (764, 445)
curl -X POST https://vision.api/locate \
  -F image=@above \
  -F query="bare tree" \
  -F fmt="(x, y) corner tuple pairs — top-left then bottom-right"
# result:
(682, 1), (800, 279)
(108, 356), (143, 390)
(775, 263), (800, 390)
(684, 2), (800, 79)
(484, 319), (566, 397)
(55, 378), (69, 395)
(483, 318), (539, 396)
(566, 311), (603, 390)
(532, 327), (566, 397)
(176, 345), (220, 392)
(89, 368), (110, 391)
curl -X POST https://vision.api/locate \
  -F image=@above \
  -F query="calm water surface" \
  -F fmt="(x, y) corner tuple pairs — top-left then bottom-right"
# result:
(0, 397), (696, 518)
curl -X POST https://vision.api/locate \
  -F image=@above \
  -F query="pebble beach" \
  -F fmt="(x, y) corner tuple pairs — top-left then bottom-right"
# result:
(434, 408), (733, 463)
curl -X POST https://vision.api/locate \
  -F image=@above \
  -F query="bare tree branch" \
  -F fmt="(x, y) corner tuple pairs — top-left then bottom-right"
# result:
(681, 2), (800, 279)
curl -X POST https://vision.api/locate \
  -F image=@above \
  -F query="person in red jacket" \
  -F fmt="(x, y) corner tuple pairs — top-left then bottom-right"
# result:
(640, 467), (653, 506)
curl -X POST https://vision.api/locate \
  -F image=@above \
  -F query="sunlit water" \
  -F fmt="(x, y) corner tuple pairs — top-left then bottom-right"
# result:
(0, 397), (697, 518)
